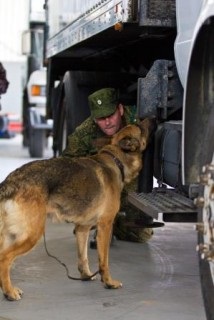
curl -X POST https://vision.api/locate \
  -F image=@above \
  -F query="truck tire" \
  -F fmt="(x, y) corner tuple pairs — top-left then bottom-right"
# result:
(58, 99), (68, 155)
(22, 89), (30, 147)
(197, 153), (214, 320)
(198, 38), (214, 320)
(197, 107), (214, 320)
(29, 129), (45, 158)
(185, 23), (214, 320)
(57, 71), (101, 154)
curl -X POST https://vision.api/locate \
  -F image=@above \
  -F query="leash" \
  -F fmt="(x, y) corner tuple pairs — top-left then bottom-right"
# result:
(43, 232), (99, 281)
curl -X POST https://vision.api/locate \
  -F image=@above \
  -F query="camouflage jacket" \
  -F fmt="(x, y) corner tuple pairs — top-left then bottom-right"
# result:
(62, 105), (138, 158)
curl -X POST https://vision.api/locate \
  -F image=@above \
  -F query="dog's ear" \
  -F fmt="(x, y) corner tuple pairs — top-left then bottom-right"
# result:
(119, 137), (140, 152)
(138, 116), (157, 136)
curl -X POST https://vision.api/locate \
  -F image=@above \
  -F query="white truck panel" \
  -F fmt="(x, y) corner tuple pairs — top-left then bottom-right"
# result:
(47, 0), (132, 58)
(48, 0), (102, 37)
(174, 0), (214, 88)
(174, 0), (203, 87)
(30, 0), (45, 22)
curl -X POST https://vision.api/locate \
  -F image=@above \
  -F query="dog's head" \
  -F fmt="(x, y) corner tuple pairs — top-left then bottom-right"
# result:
(111, 117), (156, 152)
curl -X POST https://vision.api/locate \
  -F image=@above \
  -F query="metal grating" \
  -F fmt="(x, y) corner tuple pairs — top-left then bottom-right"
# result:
(128, 189), (197, 222)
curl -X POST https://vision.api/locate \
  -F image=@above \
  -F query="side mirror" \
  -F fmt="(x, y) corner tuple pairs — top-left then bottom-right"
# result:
(22, 30), (32, 55)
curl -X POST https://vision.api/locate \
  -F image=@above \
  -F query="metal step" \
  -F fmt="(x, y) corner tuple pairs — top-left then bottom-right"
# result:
(128, 188), (197, 222)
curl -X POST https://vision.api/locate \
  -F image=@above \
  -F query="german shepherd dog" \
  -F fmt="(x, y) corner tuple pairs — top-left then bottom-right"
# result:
(0, 118), (155, 300)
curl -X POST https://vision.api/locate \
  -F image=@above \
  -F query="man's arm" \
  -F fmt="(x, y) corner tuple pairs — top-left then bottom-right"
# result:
(62, 133), (90, 157)
(61, 117), (96, 158)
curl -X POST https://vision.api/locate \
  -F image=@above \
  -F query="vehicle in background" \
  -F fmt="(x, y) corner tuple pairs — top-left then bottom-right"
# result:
(43, 1), (214, 318)
(22, 0), (52, 158)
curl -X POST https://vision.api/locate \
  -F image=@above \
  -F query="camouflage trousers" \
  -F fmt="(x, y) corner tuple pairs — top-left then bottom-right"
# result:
(113, 180), (153, 243)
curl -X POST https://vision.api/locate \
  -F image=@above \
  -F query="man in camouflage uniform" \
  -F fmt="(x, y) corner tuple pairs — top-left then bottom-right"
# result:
(62, 88), (154, 243)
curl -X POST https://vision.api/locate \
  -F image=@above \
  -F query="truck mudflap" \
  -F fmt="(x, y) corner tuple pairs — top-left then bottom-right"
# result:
(128, 188), (197, 222)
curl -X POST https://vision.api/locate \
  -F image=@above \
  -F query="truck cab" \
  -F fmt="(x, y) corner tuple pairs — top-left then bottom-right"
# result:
(22, 0), (52, 157)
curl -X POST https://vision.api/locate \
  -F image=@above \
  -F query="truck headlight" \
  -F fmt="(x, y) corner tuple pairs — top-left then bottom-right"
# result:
(31, 85), (46, 97)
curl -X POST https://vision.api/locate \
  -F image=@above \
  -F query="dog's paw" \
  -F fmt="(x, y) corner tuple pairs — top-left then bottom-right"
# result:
(104, 280), (123, 289)
(81, 273), (97, 281)
(4, 287), (23, 301)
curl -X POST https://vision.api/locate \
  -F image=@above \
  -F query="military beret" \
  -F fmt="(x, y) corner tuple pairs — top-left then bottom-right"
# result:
(88, 88), (119, 119)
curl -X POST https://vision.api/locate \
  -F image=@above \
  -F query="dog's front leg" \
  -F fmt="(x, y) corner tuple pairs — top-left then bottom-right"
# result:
(74, 224), (96, 280)
(96, 219), (122, 289)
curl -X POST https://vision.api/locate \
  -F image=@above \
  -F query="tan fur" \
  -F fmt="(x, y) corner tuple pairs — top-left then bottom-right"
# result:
(0, 118), (155, 300)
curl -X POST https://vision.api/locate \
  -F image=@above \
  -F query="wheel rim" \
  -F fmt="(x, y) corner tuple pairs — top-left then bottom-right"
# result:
(197, 155), (214, 282)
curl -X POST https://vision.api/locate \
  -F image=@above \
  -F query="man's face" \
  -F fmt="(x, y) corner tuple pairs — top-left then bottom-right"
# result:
(95, 104), (124, 136)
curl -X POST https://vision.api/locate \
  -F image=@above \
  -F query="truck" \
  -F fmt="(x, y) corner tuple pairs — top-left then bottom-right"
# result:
(43, 0), (214, 319)
(22, 0), (52, 157)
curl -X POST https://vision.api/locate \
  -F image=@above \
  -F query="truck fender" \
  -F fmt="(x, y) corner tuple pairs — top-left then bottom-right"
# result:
(182, 18), (214, 185)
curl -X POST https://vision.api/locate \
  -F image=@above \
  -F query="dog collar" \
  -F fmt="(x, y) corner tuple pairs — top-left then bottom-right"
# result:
(101, 150), (125, 182)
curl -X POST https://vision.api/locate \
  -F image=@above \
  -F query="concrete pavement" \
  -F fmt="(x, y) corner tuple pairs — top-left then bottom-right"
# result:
(0, 134), (206, 320)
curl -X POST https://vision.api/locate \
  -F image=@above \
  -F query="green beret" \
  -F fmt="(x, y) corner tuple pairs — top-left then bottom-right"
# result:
(88, 88), (119, 119)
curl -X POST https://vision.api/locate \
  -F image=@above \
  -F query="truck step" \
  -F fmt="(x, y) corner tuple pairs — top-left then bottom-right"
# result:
(128, 188), (197, 222)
